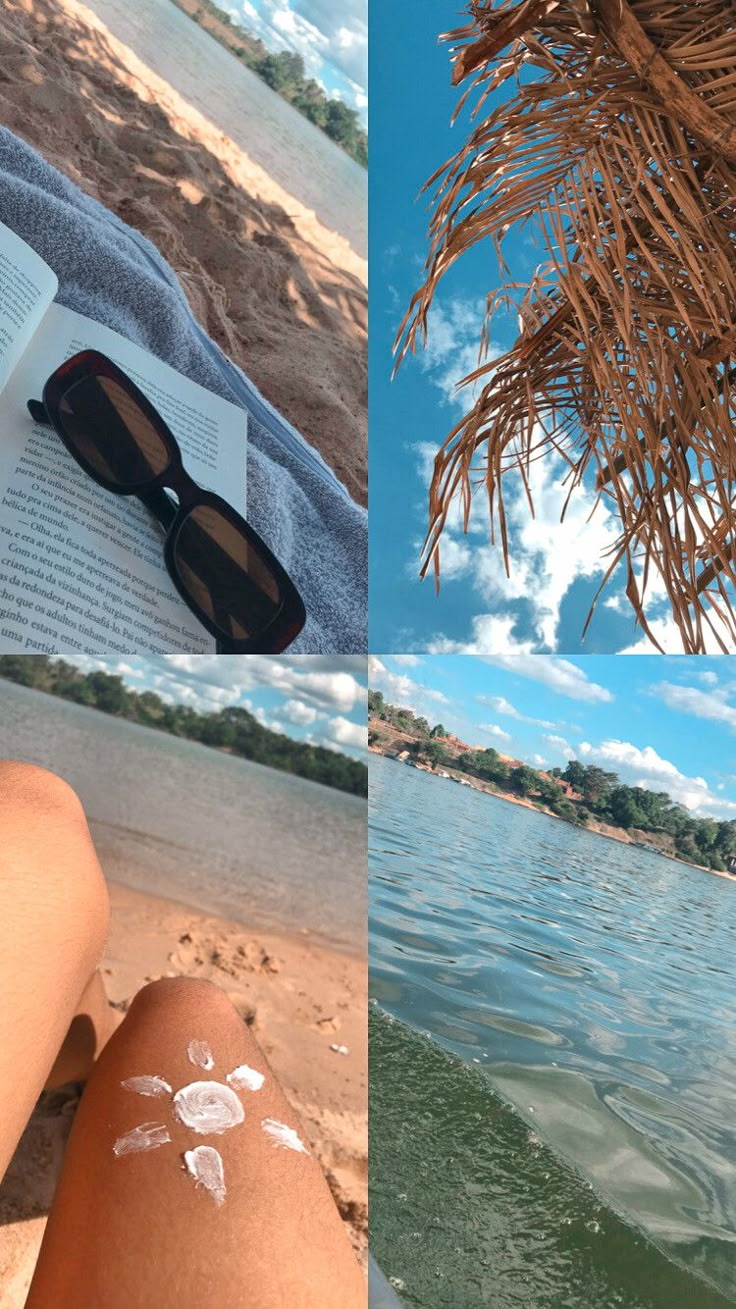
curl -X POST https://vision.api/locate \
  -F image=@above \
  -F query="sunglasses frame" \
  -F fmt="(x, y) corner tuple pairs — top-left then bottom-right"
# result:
(32, 350), (306, 654)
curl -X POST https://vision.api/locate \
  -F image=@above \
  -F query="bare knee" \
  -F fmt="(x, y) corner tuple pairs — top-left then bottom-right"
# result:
(0, 760), (109, 954)
(0, 760), (87, 822)
(129, 976), (239, 1026)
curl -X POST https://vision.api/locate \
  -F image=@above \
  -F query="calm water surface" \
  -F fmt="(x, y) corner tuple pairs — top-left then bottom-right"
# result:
(82, 0), (366, 255)
(0, 682), (365, 949)
(370, 754), (736, 1306)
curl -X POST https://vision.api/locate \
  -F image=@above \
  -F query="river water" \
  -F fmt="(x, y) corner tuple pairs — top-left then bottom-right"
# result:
(370, 753), (736, 1306)
(80, 0), (366, 256)
(0, 681), (366, 949)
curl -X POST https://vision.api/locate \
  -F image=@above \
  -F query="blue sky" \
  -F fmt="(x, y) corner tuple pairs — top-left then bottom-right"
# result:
(231, 0), (367, 121)
(369, 1), (690, 656)
(70, 655), (368, 758)
(369, 654), (736, 818)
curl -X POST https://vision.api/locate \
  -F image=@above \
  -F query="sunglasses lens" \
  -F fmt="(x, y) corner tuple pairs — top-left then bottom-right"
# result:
(174, 504), (283, 643)
(57, 375), (171, 487)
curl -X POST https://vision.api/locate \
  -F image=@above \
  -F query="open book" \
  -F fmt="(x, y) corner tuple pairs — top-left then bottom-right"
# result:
(0, 220), (248, 655)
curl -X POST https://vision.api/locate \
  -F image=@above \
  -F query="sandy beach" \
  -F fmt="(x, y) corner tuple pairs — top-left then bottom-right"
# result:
(0, 0), (367, 503)
(0, 881), (367, 1305)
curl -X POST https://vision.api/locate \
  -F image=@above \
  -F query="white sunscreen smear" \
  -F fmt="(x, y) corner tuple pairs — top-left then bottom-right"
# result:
(173, 1081), (245, 1134)
(261, 1118), (309, 1154)
(227, 1064), (265, 1093)
(183, 1146), (226, 1206)
(188, 1039), (215, 1071)
(113, 1122), (172, 1157)
(121, 1075), (172, 1097)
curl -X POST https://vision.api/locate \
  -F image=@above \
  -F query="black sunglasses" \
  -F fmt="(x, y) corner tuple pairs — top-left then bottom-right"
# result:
(28, 350), (306, 654)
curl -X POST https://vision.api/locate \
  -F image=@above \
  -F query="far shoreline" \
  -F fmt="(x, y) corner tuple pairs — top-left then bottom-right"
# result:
(1, 677), (367, 802)
(166, 0), (368, 172)
(369, 745), (736, 885)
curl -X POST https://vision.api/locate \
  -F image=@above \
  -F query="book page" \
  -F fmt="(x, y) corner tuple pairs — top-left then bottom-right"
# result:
(0, 220), (58, 394)
(0, 303), (247, 655)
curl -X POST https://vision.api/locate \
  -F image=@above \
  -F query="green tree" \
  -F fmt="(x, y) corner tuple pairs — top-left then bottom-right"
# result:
(582, 766), (617, 805)
(368, 689), (385, 718)
(510, 765), (540, 797)
(291, 78), (328, 128)
(533, 773), (561, 803)
(423, 740), (447, 768)
(607, 787), (646, 829)
(84, 672), (130, 716)
(323, 99), (360, 152)
(0, 658), (366, 797)
(554, 799), (578, 822)
(562, 760), (587, 790)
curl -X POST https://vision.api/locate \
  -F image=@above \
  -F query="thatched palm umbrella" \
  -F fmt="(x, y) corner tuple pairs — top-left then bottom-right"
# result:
(396, 0), (736, 652)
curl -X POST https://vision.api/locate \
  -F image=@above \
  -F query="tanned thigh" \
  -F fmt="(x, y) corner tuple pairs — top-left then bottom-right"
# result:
(0, 761), (109, 1179)
(27, 977), (365, 1309)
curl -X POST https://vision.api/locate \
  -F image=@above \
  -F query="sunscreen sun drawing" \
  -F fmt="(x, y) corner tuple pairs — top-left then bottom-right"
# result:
(113, 1038), (308, 1206)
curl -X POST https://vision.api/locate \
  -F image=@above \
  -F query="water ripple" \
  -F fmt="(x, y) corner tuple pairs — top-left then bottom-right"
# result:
(370, 755), (736, 1301)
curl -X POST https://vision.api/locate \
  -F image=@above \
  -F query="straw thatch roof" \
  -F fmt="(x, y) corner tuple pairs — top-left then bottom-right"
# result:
(396, 1), (736, 652)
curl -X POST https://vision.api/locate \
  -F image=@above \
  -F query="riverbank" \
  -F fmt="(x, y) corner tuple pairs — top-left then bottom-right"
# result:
(0, 0), (367, 503)
(0, 882), (367, 1303)
(168, 0), (367, 167)
(0, 662), (368, 799)
(369, 730), (736, 882)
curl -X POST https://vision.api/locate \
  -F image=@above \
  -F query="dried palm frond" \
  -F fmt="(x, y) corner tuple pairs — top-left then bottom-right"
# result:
(396, 0), (736, 652)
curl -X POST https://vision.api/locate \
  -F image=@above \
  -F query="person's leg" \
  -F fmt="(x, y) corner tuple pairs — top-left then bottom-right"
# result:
(44, 970), (121, 1089)
(26, 976), (365, 1309)
(0, 760), (111, 1180)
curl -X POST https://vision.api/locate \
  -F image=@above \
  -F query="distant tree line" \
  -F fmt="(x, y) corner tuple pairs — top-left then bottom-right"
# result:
(184, 0), (367, 167)
(2, 657), (367, 798)
(368, 692), (444, 742)
(368, 691), (736, 869)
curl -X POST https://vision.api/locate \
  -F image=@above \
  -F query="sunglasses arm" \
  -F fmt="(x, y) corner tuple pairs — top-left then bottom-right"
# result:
(28, 399), (51, 425)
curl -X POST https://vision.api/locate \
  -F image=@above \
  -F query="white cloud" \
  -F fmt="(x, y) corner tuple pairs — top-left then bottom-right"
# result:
(476, 694), (555, 728)
(428, 615), (537, 656)
(577, 739), (736, 815)
(478, 723), (512, 744)
(253, 705), (285, 734)
(65, 656), (366, 757)
(544, 734), (574, 758)
(417, 424), (621, 652)
(325, 715), (368, 750)
(286, 670), (362, 712)
(479, 656), (613, 704)
(429, 534), (475, 582)
(368, 656), (449, 707)
(155, 656), (364, 713)
(391, 655), (421, 667)
(617, 559), (736, 656)
(410, 298), (736, 657)
(235, 0), (366, 115)
(618, 620), (692, 655)
(281, 699), (319, 726)
(652, 682), (736, 732)
(417, 297), (502, 410)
